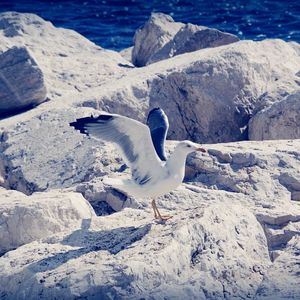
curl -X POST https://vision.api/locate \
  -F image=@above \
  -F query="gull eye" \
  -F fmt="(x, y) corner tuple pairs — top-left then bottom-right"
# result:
(187, 145), (191, 148)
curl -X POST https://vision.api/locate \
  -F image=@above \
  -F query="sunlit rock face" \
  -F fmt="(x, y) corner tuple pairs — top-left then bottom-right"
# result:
(132, 13), (239, 67)
(0, 188), (95, 255)
(0, 11), (131, 111)
(0, 47), (46, 115)
(132, 13), (184, 67)
(249, 90), (300, 140)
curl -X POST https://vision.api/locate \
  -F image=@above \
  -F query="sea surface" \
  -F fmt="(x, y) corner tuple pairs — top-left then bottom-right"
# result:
(0, 0), (299, 51)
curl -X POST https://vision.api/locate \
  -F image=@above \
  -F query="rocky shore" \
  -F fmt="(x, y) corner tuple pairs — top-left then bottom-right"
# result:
(0, 11), (299, 299)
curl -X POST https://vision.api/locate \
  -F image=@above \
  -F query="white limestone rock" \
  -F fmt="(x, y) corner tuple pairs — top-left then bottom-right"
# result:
(1, 39), (299, 201)
(0, 107), (123, 194)
(148, 40), (300, 142)
(250, 74), (300, 114)
(0, 12), (299, 299)
(254, 236), (300, 299)
(0, 27), (298, 222)
(132, 13), (239, 67)
(75, 177), (139, 213)
(0, 188), (95, 255)
(0, 121), (300, 300)
(0, 46), (46, 115)
(84, 39), (300, 143)
(0, 193), (271, 299)
(0, 11), (132, 104)
(185, 139), (300, 204)
(249, 90), (300, 140)
(132, 13), (184, 67)
(119, 46), (133, 63)
(148, 23), (239, 65)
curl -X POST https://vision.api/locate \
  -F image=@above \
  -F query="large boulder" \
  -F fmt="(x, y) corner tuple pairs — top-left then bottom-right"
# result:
(148, 40), (300, 142)
(83, 39), (300, 143)
(0, 46), (46, 115)
(0, 193), (272, 299)
(249, 90), (300, 140)
(0, 12), (131, 105)
(132, 13), (239, 67)
(0, 188), (95, 255)
(148, 23), (239, 65)
(0, 107), (123, 195)
(132, 13), (184, 67)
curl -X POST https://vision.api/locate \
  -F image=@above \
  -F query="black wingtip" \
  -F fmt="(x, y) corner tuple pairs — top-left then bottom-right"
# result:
(70, 114), (114, 135)
(70, 118), (88, 135)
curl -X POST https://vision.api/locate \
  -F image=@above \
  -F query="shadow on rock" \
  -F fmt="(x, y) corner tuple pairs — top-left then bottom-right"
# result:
(28, 219), (151, 273)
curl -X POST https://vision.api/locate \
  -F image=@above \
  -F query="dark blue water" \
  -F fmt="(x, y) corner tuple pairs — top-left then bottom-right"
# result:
(0, 0), (299, 50)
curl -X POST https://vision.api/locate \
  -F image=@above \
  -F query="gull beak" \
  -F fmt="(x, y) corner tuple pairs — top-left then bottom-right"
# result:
(196, 147), (206, 153)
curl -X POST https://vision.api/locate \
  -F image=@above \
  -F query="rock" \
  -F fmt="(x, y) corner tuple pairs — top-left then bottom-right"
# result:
(250, 75), (300, 114)
(132, 14), (239, 67)
(0, 188), (95, 255)
(249, 90), (300, 140)
(0, 12), (299, 298)
(0, 12), (131, 108)
(0, 194), (271, 299)
(81, 39), (300, 143)
(148, 23), (239, 65)
(148, 40), (300, 142)
(0, 46), (46, 115)
(254, 236), (300, 299)
(119, 46), (133, 63)
(186, 139), (300, 202)
(132, 13), (184, 67)
(75, 177), (140, 213)
(0, 108), (124, 195)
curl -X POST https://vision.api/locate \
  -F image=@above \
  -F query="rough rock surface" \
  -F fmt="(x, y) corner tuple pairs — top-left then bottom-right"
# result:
(148, 40), (300, 143)
(0, 188), (95, 255)
(132, 13), (184, 67)
(1, 177), (299, 299)
(131, 13), (239, 67)
(148, 23), (239, 65)
(0, 39), (300, 203)
(0, 194), (271, 300)
(82, 39), (300, 143)
(186, 139), (300, 202)
(0, 46), (46, 115)
(119, 46), (133, 63)
(0, 107), (124, 194)
(249, 90), (300, 140)
(0, 11), (131, 105)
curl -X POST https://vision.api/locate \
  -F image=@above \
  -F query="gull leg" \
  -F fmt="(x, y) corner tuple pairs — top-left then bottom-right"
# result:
(151, 199), (172, 221)
(151, 199), (158, 219)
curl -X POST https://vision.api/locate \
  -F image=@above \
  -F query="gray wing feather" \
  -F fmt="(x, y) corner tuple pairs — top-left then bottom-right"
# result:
(70, 114), (164, 185)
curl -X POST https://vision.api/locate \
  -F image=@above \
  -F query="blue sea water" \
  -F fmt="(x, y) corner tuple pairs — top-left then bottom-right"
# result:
(0, 0), (299, 51)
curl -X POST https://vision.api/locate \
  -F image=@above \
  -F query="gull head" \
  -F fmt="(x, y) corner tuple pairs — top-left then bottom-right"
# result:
(177, 140), (206, 154)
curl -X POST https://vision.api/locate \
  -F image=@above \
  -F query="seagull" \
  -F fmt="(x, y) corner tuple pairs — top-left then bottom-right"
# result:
(70, 108), (206, 221)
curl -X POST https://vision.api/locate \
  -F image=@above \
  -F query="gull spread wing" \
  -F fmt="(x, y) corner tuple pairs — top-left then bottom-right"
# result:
(147, 108), (169, 161)
(70, 113), (164, 185)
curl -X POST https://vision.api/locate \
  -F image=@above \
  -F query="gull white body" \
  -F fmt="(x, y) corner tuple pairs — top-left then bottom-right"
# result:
(104, 144), (194, 198)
